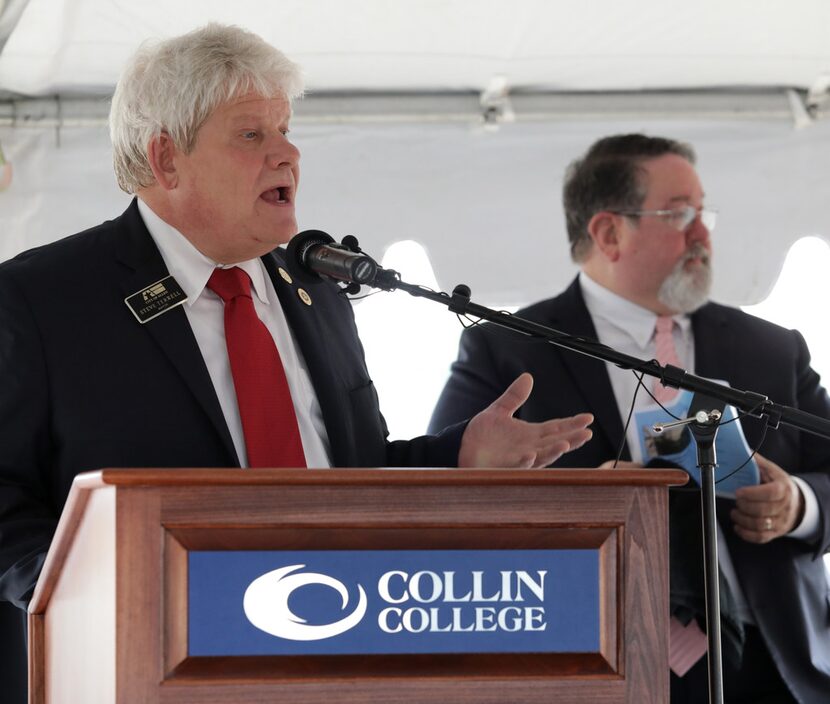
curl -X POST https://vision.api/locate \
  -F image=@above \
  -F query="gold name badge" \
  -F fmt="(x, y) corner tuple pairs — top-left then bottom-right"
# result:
(125, 276), (188, 324)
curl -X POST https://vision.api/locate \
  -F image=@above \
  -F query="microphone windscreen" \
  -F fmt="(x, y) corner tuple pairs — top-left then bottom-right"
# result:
(285, 230), (335, 284)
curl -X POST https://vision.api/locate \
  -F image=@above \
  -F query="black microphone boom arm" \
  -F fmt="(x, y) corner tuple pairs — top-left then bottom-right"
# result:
(365, 255), (830, 441)
(286, 231), (830, 440)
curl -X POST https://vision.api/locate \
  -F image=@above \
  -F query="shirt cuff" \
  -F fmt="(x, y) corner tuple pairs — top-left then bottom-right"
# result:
(787, 475), (820, 540)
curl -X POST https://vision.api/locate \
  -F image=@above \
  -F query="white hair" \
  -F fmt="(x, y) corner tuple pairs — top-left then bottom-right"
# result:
(109, 23), (304, 194)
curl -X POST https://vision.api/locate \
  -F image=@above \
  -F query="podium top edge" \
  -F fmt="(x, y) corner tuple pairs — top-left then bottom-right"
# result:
(85, 467), (689, 488)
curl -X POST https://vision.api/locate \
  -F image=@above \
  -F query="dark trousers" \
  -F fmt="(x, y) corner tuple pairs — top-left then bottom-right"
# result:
(670, 625), (797, 704)
(0, 601), (27, 704)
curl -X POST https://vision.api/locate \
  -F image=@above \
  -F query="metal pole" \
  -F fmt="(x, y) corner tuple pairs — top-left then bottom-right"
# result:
(700, 462), (724, 704)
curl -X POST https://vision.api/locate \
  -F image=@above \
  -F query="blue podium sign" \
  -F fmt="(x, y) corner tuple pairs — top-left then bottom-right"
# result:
(188, 549), (599, 656)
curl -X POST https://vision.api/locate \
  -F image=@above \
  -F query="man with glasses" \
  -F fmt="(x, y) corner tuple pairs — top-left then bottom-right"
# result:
(430, 134), (830, 703)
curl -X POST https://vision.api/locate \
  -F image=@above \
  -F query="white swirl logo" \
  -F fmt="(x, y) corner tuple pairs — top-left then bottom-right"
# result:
(243, 564), (367, 641)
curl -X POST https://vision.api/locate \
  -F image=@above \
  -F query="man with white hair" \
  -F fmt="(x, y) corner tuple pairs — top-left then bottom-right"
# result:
(430, 134), (830, 703)
(0, 24), (592, 702)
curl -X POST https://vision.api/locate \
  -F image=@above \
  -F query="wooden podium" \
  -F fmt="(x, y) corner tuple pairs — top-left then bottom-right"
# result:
(28, 467), (686, 704)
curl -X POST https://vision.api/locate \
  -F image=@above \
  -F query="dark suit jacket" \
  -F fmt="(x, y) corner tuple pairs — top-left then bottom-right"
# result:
(0, 200), (463, 702)
(430, 276), (830, 703)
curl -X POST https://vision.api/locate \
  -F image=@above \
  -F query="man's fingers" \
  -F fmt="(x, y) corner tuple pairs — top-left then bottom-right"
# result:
(531, 415), (593, 466)
(753, 453), (783, 483)
(734, 481), (789, 513)
(733, 524), (776, 545)
(732, 503), (786, 543)
(488, 373), (534, 417)
(459, 379), (594, 469)
(567, 428), (593, 451)
(731, 453), (801, 542)
(735, 500), (787, 520)
(533, 441), (572, 468)
(731, 507), (782, 530)
(599, 460), (644, 469)
(538, 413), (594, 438)
(533, 427), (593, 467)
(734, 453), (783, 499)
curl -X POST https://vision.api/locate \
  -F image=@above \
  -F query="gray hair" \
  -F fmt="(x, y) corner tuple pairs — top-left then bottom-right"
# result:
(562, 134), (696, 263)
(109, 23), (304, 194)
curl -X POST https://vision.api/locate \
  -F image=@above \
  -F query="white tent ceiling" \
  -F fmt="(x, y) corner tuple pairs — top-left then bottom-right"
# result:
(2, 0), (830, 95)
(0, 0), (829, 307)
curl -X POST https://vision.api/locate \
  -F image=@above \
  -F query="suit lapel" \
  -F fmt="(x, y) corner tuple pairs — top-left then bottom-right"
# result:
(114, 200), (239, 465)
(691, 303), (731, 383)
(545, 279), (628, 458)
(262, 251), (353, 464)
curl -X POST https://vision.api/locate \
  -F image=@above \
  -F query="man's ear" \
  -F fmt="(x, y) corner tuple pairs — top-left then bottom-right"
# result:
(146, 132), (179, 190)
(587, 211), (623, 263)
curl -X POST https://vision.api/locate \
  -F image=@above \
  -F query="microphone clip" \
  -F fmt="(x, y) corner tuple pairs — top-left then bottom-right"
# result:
(652, 409), (722, 434)
(336, 235), (365, 295)
(448, 284), (472, 314)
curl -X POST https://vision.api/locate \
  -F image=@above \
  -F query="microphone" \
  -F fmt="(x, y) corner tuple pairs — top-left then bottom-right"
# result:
(286, 230), (379, 286)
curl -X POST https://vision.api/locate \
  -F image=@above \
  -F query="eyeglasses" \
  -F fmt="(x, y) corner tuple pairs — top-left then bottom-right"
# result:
(611, 205), (717, 233)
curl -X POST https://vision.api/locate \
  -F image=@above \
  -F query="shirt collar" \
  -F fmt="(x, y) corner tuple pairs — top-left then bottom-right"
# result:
(137, 199), (271, 306)
(578, 271), (691, 350)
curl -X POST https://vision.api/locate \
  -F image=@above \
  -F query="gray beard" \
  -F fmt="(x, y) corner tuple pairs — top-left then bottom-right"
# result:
(657, 244), (712, 313)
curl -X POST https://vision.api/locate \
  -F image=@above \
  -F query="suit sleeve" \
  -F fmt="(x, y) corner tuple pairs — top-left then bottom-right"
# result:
(0, 271), (57, 610)
(305, 279), (466, 469)
(384, 422), (468, 468)
(787, 329), (830, 556)
(428, 324), (510, 434)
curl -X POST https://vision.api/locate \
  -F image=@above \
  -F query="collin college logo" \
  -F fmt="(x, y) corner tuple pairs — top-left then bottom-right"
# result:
(243, 562), (548, 642)
(243, 565), (368, 641)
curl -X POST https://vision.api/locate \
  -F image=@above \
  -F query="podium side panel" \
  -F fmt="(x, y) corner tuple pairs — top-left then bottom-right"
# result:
(623, 486), (670, 704)
(42, 486), (116, 703)
(116, 488), (163, 704)
(164, 532), (188, 676)
(599, 524), (618, 670)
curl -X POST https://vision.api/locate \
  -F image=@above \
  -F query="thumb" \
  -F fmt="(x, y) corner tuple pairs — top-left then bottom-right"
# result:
(489, 373), (533, 417)
(756, 454), (782, 484)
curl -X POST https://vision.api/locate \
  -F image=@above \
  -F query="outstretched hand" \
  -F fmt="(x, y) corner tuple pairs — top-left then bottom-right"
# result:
(458, 373), (593, 468)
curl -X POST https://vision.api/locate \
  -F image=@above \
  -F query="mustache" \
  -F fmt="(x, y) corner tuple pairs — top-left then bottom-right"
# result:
(681, 243), (710, 265)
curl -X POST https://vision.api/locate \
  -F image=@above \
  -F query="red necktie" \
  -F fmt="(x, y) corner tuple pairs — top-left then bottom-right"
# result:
(653, 314), (708, 675)
(207, 267), (306, 468)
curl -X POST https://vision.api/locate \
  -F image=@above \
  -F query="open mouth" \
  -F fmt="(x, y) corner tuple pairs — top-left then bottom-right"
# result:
(260, 186), (292, 205)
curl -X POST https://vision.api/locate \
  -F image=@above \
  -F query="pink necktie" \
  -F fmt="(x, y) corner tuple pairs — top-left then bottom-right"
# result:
(653, 315), (708, 676)
(208, 267), (307, 469)
(653, 315), (681, 404)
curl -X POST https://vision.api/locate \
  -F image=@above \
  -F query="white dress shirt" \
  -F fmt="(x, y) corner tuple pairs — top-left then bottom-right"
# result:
(137, 199), (331, 468)
(579, 272), (819, 622)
